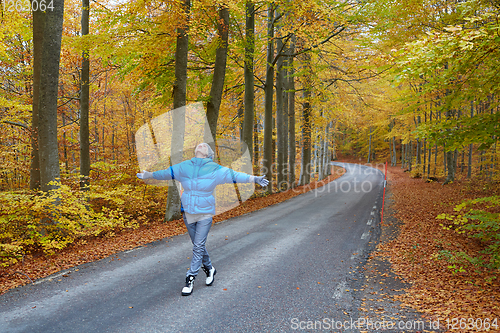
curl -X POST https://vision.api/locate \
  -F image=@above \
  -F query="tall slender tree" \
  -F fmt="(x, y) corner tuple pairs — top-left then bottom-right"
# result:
(80, 0), (90, 191)
(263, 3), (275, 193)
(299, 51), (312, 186)
(276, 6), (286, 191)
(242, 1), (255, 162)
(206, 5), (229, 141)
(30, 5), (43, 190)
(288, 35), (296, 188)
(37, 0), (65, 193)
(165, 0), (190, 222)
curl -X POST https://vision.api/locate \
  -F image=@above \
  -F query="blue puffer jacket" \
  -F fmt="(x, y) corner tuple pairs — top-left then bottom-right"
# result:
(153, 157), (252, 215)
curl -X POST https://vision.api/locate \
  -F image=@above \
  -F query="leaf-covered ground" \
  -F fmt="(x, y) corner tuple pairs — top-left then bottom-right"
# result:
(0, 167), (345, 295)
(375, 164), (500, 332)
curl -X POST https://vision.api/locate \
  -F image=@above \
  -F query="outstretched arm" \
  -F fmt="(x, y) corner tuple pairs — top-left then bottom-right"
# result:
(137, 167), (175, 181)
(218, 167), (269, 187)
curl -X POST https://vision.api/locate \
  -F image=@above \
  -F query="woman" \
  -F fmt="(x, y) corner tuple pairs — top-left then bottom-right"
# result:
(137, 143), (268, 296)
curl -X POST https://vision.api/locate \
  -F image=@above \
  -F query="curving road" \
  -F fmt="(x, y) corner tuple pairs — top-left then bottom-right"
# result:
(0, 163), (385, 333)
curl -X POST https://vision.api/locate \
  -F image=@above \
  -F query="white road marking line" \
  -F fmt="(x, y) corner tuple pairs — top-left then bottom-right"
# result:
(361, 231), (370, 240)
(33, 271), (71, 285)
(332, 281), (347, 299)
(370, 211), (375, 216)
(367, 219), (372, 225)
(350, 250), (361, 259)
(124, 247), (145, 254)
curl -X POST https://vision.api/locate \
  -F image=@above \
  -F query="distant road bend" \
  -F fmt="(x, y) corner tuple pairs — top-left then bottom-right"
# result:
(1, 162), (385, 333)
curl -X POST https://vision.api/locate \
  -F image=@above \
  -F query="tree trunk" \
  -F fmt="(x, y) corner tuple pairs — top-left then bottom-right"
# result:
(299, 51), (312, 186)
(263, 3), (275, 193)
(288, 36), (296, 188)
(409, 140), (413, 171)
(332, 122), (337, 161)
(242, 1), (255, 163)
(253, 112), (259, 174)
(367, 127), (372, 163)
(444, 110), (456, 184)
(276, 12), (285, 191)
(30, 7), (43, 190)
(467, 101), (474, 178)
(80, 0), (90, 191)
(443, 149), (457, 184)
(101, 72), (107, 163)
(37, 0), (65, 192)
(206, 6), (229, 141)
(392, 137), (397, 166)
(62, 115), (68, 173)
(165, 0), (190, 222)
(401, 141), (404, 168)
(282, 54), (289, 187)
(416, 115), (421, 167)
(423, 113), (427, 176)
(323, 123), (330, 178)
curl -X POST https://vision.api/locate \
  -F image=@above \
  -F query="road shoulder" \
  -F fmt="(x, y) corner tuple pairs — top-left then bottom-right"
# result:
(349, 188), (442, 333)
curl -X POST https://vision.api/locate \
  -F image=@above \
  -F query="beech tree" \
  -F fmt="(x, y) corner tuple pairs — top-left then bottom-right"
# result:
(79, 0), (90, 190)
(31, 7), (43, 190)
(242, 1), (255, 162)
(37, 0), (65, 192)
(263, 3), (275, 193)
(164, 0), (191, 222)
(206, 5), (230, 141)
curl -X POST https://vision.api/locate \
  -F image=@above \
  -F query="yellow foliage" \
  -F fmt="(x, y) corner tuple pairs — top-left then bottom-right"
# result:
(0, 181), (157, 267)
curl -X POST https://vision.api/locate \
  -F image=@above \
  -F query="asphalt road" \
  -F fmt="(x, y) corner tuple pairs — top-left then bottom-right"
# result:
(0, 162), (387, 333)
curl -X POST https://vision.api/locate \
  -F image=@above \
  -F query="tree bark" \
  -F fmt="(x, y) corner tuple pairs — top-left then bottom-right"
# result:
(322, 123), (330, 179)
(206, 6), (229, 141)
(392, 136), (396, 166)
(37, 0), (65, 192)
(367, 127), (372, 163)
(401, 141), (404, 168)
(80, 0), (90, 191)
(253, 112), (259, 174)
(288, 35), (296, 188)
(165, 0), (190, 222)
(282, 55), (289, 185)
(263, 3), (275, 193)
(444, 110), (457, 184)
(416, 115), (421, 167)
(467, 101), (474, 178)
(276, 10), (285, 191)
(299, 51), (312, 186)
(30, 6), (43, 190)
(242, 1), (255, 163)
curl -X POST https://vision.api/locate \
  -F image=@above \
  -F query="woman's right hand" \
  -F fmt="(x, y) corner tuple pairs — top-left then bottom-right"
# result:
(137, 171), (153, 180)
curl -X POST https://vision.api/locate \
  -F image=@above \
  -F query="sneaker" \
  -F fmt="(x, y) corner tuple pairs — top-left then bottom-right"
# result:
(181, 275), (195, 296)
(202, 265), (216, 286)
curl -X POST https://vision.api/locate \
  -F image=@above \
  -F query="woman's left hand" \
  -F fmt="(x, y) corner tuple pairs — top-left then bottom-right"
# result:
(254, 175), (269, 187)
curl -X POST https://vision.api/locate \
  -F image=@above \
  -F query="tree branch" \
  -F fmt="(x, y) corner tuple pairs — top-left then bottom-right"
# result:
(2, 120), (30, 130)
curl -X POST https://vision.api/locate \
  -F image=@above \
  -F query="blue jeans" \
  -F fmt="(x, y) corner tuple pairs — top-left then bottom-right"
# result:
(184, 214), (213, 277)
